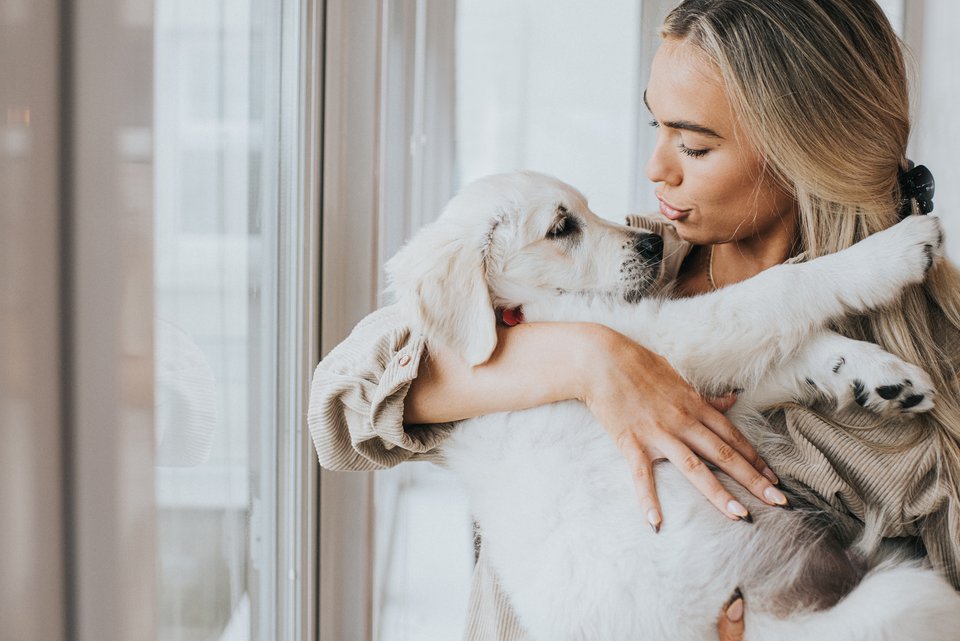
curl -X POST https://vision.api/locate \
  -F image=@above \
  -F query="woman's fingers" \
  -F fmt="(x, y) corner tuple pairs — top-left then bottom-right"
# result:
(703, 396), (778, 482)
(717, 588), (745, 641)
(581, 327), (786, 521)
(705, 392), (738, 413)
(659, 439), (752, 520)
(617, 433), (663, 532)
(687, 416), (788, 508)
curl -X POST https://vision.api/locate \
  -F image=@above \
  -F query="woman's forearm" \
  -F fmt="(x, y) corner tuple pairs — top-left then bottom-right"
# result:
(403, 321), (603, 425)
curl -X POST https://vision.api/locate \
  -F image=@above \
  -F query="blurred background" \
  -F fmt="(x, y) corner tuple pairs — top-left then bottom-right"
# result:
(1, 1), (956, 641)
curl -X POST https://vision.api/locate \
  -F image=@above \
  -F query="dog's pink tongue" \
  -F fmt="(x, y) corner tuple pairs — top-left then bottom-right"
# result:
(502, 307), (524, 326)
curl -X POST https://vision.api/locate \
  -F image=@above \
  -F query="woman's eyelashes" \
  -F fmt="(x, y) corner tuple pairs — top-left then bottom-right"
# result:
(678, 145), (710, 158)
(648, 119), (711, 159)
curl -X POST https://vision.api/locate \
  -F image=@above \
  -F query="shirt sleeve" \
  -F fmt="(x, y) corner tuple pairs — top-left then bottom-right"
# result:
(624, 213), (691, 286)
(307, 304), (455, 471)
(463, 549), (533, 641)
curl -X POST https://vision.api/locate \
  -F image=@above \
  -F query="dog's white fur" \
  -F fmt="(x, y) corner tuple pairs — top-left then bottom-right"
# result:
(387, 171), (960, 641)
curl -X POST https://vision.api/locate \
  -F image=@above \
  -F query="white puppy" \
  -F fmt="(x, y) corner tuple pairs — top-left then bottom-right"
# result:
(386, 171), (960, 641)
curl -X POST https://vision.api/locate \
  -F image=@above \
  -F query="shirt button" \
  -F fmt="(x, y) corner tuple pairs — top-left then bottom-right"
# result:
(398, 354), (411, 366)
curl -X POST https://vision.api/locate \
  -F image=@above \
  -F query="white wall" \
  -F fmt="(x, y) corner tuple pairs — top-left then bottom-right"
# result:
(906, 1), (960, 258)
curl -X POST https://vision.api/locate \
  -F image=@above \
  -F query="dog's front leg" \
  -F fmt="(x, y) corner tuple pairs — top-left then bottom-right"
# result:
(648, 215), (944, 391)
(743, 330), (936, 415)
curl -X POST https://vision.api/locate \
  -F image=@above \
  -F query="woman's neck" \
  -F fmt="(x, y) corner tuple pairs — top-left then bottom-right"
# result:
(708, 231), (796, 288)
(676, 222), (798, 297)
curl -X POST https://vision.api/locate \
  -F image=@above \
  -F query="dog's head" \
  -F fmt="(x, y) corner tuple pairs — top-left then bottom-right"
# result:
(387, 171), (666, 365)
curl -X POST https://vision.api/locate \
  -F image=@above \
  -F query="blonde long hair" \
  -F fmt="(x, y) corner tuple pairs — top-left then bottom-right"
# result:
(662, 0), (960, 558)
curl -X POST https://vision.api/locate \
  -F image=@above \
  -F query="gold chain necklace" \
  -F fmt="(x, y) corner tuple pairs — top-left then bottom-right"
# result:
(706, 245), (718, 291)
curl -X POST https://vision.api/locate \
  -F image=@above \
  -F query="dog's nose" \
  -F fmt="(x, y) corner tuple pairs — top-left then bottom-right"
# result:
(633, 234), (663, 262)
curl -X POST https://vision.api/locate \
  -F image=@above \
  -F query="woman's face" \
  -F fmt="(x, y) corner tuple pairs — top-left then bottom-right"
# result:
(644, 37), (797, 247)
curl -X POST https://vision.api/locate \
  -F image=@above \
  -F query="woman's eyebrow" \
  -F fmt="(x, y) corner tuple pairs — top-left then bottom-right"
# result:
(643, 90), (725, 140)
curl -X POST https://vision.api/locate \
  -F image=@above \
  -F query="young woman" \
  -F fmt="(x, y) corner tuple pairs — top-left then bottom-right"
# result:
(309, 0), (960, 638)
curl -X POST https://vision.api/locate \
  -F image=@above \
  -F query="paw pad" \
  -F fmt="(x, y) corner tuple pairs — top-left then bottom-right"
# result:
(848, 376), (934, 416)
(901, 394), (925, 410)
(876, 384), (904, 400)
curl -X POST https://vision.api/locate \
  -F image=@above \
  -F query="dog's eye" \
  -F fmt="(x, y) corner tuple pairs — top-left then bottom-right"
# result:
(547, 215), (579, 240)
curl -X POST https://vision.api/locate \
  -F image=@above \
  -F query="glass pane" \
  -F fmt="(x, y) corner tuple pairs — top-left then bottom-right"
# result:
(153, 0), (279, 639)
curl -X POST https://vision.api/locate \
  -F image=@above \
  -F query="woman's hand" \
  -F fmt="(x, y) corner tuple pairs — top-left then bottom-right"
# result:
(575, 324), (787, 529)
(717, 589), (745, 641)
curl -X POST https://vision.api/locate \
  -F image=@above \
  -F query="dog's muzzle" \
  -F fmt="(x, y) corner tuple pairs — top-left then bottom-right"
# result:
(621, 232), (663, 304)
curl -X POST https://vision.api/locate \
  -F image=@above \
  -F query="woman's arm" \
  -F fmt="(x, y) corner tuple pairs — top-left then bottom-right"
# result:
(406, 321), (786, 526)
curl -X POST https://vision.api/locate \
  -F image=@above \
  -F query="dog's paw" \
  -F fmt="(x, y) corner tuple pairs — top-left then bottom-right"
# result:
(815, 343), (936, 417)
(864, 215), (944, 283)
(822, 216), (945, 315)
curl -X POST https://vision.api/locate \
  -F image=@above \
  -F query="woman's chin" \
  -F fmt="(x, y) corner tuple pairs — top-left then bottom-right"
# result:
(669, 219), (707, 244)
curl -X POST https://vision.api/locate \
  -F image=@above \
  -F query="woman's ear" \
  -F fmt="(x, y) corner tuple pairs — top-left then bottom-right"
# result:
(386, 219), (498, 366)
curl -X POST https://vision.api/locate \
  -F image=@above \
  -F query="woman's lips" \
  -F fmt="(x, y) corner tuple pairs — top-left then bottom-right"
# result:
(657, 195), (691, 221)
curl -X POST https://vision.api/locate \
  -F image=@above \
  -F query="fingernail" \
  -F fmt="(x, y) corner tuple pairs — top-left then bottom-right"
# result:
(647, 509), (662, 534)
(724, 587), (744, 608)
(764, 486), (789, 506)
(727, 500), (752, 523)
(725, 590), (744, 622)
(762, 466), (779, 484)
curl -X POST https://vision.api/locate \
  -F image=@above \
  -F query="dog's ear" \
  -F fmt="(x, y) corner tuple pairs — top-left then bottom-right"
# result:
(386, 218), (498, 366)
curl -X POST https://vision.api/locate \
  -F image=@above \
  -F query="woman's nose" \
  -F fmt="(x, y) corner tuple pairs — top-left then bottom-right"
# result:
(645, 136), (681, 186)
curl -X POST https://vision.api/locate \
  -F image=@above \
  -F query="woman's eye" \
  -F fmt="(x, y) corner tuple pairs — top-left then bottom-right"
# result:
(649, 118), (708, 157)
(679, 144), (709, 158)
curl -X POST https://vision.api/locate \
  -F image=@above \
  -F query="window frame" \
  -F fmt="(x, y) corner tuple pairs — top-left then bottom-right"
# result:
(317, 0), (380, 639)
(276, 0), (323, 639)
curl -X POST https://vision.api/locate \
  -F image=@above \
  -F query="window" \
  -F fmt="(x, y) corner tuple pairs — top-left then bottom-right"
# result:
(154, 0), (318, 640)
(153, 1), (279, 636)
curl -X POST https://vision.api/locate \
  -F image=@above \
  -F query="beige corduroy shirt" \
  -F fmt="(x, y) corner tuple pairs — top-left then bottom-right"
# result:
(308, 216), (960, 641)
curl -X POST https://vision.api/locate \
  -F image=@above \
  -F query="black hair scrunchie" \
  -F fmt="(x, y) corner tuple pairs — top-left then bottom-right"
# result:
(898, 161), (935, 218)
